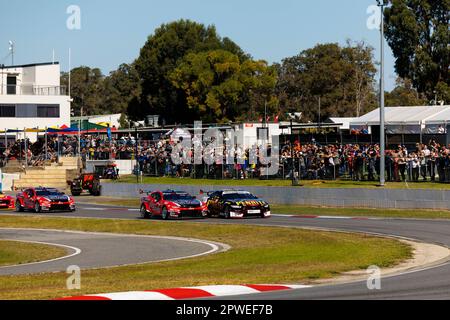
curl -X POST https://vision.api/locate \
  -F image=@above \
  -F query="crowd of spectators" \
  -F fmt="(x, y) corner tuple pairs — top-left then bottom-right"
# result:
(280, 140), (450, 182)
(2, 133), (450, 183)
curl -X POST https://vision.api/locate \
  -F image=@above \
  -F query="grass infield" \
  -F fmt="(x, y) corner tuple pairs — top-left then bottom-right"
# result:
(0, 216), (411, 300)
(0, 240), (67, 267)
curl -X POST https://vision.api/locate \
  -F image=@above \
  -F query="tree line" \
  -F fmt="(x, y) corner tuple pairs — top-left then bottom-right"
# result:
(61, 1), (448, 125)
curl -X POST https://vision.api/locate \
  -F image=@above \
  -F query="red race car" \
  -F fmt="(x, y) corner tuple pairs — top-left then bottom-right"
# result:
(140, 190), (208, 220)
(15, 187), (76, 213)
(0, 193), (15, 210)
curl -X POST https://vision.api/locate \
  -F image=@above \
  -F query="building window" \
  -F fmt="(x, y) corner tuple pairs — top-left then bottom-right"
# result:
(7, 76), (16, 95)
(0, 105), (16, 117)
(16, 104), (38, 118)
(37, 105), (60, 118)
(257, 127), (269, 140)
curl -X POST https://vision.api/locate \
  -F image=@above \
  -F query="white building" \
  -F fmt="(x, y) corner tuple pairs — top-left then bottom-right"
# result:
(72, 113), (122, 129)
(0, 62), (71, 141)
(233, 123), (285, 149)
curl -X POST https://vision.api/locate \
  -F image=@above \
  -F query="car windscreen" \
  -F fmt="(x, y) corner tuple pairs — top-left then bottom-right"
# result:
(222, 193), (258, 200)
(164, 194), (195, 201)
(36, 191), (63, 196)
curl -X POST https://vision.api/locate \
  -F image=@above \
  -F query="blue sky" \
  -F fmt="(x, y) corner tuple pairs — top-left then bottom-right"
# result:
(0, 0), (397, 90)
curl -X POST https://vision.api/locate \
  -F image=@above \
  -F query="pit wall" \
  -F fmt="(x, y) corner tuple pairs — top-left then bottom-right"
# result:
(0, 173), (20, 191)
(101, 182), (450, 210)
(86, 160), (136, 175)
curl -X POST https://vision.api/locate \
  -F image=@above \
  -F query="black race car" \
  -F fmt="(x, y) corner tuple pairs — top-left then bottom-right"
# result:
(204, 190), (271, 219)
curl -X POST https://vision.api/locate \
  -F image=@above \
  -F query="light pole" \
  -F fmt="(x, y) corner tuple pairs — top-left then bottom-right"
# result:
(8, 41), (14, 66)
(318, 96), (321, 128)
(0, 64), (4, 95)
(135, 126), (139, 184)
(290, 118), (295, 186)
(377, 0), (386, 187)
(288, 113), (300, 186)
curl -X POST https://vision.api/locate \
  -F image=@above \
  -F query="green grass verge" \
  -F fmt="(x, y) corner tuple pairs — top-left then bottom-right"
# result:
(115, 175), (450, 190)
(271, 205), (450, 220)
(0, 216), (411, 300)
(77, 197), (450, 220)
(0, 240), (67, 267)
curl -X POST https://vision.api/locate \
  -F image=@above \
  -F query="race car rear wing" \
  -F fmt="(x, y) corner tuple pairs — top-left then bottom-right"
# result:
(199, 190), (215, 197)
(139, 189), (153, 195)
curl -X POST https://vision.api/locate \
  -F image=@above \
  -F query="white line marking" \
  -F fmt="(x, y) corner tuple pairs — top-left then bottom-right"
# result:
(317, 216), (353, 220)
(98, 291), (174, 300)
(0, 228), (228, 270)
(187, 285), (261, 296)
(0, 239), (81, 270)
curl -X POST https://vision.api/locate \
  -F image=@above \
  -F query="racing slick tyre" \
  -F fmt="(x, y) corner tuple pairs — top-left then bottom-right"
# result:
(15, 200), (24, 212)
(92, 184), (102, 197)
(34, 202), (41, 213)
(140, 205), (151, 219)
(71, 191), (81, 196)
(95, 185), (102, 197)
(162, 207), (170, 220)
(224, 206), (231, 219)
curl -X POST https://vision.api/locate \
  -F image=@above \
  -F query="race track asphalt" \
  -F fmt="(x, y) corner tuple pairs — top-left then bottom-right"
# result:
(1, 202), (450, 299)
(0, 227), (220, 276)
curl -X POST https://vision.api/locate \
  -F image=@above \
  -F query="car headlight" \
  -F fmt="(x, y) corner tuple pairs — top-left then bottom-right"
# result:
(230, 205), (242, 209)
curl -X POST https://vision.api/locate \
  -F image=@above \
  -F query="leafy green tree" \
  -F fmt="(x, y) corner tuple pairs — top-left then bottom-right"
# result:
(118, 113), (130, 129)
(385, 78), (427, 106)
(342, 40), (378, 117)
(170, 50), (277, 123)
(103, 63), (140, 114)
(61, 66), (104, 116)
(243, 60), (279, 122)
(384, 0), (449, 102)
(276, 42), (377, 122)
(134, 19), (248, 124)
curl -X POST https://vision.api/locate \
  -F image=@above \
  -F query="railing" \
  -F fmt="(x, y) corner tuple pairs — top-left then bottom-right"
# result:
(0, 85), (67, 96)
(131, 155), (450, 184)
(4, 136), (450, 184)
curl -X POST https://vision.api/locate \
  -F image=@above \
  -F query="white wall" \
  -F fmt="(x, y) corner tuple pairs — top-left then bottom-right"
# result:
(234, 123), (283, 149)
(86, 160), (136, 175)
(0, 95), (71, 141)
(86, 114), (121, 128)
(0, 172), (20, 191)
(1, 63), (60, 89)
(34, 64), (60, 87)
(0, 63), (70, 142)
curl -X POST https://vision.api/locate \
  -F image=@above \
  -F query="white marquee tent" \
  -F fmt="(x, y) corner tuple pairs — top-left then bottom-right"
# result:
(350, 106), (450, 134)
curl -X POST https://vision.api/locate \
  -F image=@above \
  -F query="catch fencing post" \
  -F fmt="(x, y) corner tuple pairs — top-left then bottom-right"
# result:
(24, 128), (28, 168)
